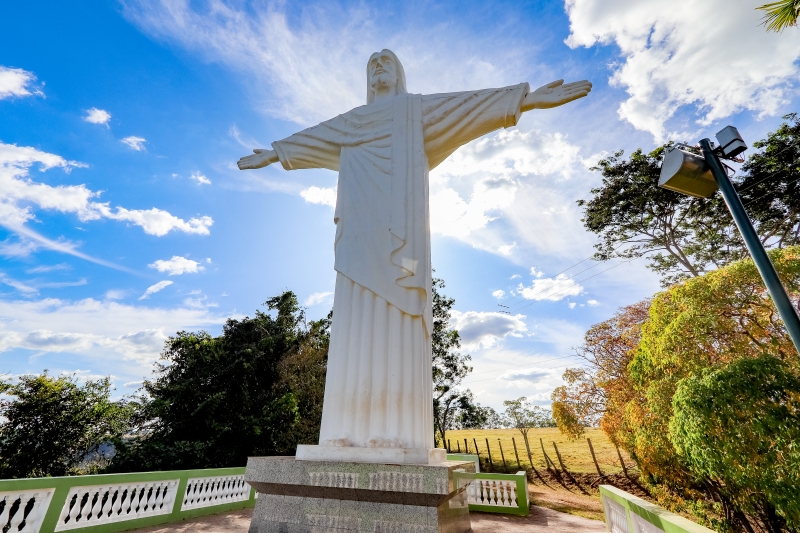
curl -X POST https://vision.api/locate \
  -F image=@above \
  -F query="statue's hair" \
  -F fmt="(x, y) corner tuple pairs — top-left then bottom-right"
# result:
(366, 49), (407, 105)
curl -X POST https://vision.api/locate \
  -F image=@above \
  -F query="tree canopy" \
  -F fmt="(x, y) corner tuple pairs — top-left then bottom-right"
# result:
(758, 0), (800, 32)
(579, 114), (800, 287)
(554, 247), (800, 531)
(0, 373), (134, 478)
(431, 277), (473, 446)
(109, 291), (329, 471)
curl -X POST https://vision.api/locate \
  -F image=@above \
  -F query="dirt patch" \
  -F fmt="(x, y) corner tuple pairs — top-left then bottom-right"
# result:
(524, 471), (652, 521)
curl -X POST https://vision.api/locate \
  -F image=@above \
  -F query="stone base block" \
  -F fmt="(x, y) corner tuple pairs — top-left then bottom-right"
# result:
(245, 456), (474, 533)
(296, 445), (447, 465)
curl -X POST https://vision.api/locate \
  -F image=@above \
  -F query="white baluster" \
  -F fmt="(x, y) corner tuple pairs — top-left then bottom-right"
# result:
(0, 494), (13, 529)
(21, 492), (42, 533)
(130, 485), (143, 516)
(110, 487), (123, 518)
(69, 491), (86, 525)
(7, 494), (27, 531)
(88, 487), (104, 522)
(511, 482), (518, 508)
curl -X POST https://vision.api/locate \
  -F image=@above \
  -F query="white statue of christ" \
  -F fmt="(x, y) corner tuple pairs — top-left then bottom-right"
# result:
(238, 49), (591, 464)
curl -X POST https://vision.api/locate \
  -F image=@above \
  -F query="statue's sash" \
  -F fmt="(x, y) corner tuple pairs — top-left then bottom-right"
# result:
(389, 94), (432, 335)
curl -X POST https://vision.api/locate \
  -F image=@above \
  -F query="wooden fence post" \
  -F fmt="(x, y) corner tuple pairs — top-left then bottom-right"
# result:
(522, 436), (549, 486)
(552, 442), (588, 495)
(511, 437), (522, 470)
(457, 441), (461, 453)
(447, 439), (451, 453)
(587, 438), (604, 478)
(464, 438), (469, 454)
(615, 443), (630, 478)
(539, 438), (557, 472)
(497, 439), (508, 471)
(485, 438), (494, 470)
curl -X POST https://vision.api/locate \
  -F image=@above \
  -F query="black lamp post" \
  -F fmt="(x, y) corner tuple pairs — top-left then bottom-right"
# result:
(658, 126), (800, 353)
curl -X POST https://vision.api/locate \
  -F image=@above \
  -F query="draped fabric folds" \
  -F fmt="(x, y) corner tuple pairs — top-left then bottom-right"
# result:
(272, 83), (529, 450)
(318, 273), (432, 448)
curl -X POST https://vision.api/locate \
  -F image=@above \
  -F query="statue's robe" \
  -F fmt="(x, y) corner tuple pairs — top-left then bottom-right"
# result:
(272, 83), (529, 451)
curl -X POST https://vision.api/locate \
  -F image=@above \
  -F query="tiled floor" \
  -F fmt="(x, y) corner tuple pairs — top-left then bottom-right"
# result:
(130, 506), (607, 532)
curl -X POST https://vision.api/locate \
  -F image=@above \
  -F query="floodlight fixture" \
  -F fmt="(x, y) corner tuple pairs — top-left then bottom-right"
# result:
(658, 145), (717, 198)
(715, 125), (747, 159)
(654, 127), (800, 354)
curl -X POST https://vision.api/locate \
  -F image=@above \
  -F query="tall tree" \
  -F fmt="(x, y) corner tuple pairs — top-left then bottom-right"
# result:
(551, 299), (650, 440)
(431, 277), (473, 447)
(0, 373), (134, 478)
(110, 291), (329, 471)
(579, 114), (800, 287)
(503, 397), (554, 457)
(758, 0), (800, 32)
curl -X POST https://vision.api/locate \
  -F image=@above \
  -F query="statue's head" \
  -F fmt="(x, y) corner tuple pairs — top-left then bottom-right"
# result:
(366, 49), (407, 104)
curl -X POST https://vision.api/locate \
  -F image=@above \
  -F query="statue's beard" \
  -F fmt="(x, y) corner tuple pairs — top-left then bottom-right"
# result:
(371, 72), (396, 92)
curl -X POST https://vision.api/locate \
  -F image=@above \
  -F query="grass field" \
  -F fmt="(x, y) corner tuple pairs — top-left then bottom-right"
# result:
(444, 427), (633, 474)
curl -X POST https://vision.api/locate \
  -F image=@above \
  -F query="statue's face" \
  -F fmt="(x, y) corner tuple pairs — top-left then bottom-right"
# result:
(368, 51), (398, 93)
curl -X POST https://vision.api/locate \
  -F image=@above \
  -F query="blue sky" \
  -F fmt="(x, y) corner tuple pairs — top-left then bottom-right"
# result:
(1, 0), (799, 410)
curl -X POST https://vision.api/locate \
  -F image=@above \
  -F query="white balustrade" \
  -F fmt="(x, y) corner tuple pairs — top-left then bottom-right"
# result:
(603, 495), (631, 533)
(0, 488), (55, 533)
(180, 475), (250, 511)
(53, 480), (178, 531)
(631, 512), (667, 533)
(465, 478), (518, 508)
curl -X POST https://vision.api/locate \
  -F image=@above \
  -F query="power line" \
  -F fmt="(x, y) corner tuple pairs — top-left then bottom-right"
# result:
(510, 259), (636, 314)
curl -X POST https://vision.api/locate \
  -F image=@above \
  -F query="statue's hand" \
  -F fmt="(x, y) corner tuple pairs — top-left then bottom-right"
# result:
(522, 79), (592, 111)
(237, 149), (279, 170)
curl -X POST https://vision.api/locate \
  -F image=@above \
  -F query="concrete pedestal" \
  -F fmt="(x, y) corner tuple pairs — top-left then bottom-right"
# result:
(245, 456), (475, 533)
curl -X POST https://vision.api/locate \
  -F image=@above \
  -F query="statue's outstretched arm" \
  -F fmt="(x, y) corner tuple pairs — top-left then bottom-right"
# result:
(521, 79), (592, 112)
(238, 149), (280, 170)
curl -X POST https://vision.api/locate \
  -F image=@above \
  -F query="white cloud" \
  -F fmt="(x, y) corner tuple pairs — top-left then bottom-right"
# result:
(0, 66), (43, 99)
(148, 256), (205, 275)
(189, 172), (211, 185)
(304, 291), (334, 306)
(517, 274), (583, 302)
(565, 0), (800, 141)
(121, 136), (146, 151)
(492, 290), (505, 299)
(0, 296), (229, 365)
(121, 0), (529, 127)
(105, 290), (128, 300)
(530, 267), (544, 278)
(498, 367), (554, 384)
(0, 274), (38, 295)
(123, 380), (143, 388)
(139, 280), (173, 300)
(587, 299), (599, 307)
(300, 186), (336, 208)
(568, 302), (576, 309)
(0, 142), (214, 251)
(510, 274), (521, 280)
(84, 108), (111, 126)
(450, 310), (528, 351)
(430, 128), (583, 245)
(497, 243), (517, 256)
(26, 263), (70, 274)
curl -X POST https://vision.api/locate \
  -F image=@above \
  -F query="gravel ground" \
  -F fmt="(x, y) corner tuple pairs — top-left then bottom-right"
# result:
(129, 505), (607, 532)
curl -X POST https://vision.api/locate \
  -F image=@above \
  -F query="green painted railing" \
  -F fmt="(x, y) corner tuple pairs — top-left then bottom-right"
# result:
(452, 464), (529, 516)
(445, 453), (480, 473)
(0, 467), (255, 533)
(600, 485), (715, 533)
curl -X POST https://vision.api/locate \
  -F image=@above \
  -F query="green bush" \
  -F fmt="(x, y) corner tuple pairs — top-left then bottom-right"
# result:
(671, 355), (800, 531)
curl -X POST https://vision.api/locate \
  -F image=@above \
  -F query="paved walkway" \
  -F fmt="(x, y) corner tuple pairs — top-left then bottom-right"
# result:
(131, 506), (607, 532)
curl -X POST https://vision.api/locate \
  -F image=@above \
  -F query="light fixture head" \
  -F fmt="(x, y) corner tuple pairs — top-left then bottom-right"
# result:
(716, 125), (747, 159)
(658, 145), (717, 198)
